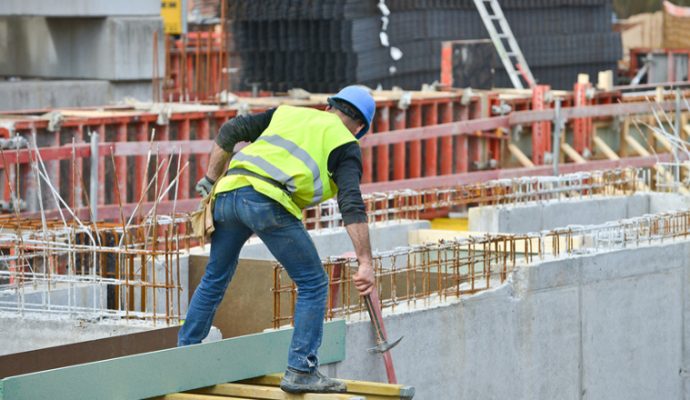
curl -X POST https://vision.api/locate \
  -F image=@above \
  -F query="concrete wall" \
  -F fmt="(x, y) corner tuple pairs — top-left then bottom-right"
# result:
(0, 16), (163, 80)
(0, 0), (160, 17)
(469, 193), (689, 233)
(229, 220), (431, 261)
(325, 241), (690, 399)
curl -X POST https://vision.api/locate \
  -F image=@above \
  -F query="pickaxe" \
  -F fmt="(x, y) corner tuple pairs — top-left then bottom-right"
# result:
(363, 288), (403, 384)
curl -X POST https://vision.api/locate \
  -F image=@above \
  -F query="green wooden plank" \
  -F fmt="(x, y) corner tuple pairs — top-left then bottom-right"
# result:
(0, 320), (345, 400)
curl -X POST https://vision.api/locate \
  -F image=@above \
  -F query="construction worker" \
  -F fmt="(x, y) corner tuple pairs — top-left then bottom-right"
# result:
(178, 86), (376, 394)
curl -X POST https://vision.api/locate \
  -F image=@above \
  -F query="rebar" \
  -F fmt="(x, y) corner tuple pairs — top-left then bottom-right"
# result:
(302, 168), (651, 230)
(273, 209), (690, 326)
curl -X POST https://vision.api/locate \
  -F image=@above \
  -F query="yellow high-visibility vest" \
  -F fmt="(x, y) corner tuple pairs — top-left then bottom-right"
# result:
(214, 105), (357, 219)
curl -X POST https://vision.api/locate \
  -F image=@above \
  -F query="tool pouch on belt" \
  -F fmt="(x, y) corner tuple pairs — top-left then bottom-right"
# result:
(190, 181), (219, 240)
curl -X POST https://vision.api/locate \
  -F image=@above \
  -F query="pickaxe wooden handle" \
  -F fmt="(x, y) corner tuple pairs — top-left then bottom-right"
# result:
(363, 288), (402, 384)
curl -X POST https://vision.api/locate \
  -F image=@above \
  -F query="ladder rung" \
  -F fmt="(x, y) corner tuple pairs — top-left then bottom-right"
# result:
(497, 33), (509, 38)
(489, 15), (501, 20)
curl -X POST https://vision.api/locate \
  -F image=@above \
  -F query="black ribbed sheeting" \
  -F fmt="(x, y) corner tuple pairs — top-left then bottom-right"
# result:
(228, 0), (621, 91)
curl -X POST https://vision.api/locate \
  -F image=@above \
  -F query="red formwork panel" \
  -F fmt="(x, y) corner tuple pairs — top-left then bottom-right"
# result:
(407, 103), (423, 179)
(374, 105), (391, 182)
(573, 82), (594, 155)
(392, 107), (407, 181)
(423, 102), (438, 177)
(0, 88), (657, 216)
(531, 85), (552, 165)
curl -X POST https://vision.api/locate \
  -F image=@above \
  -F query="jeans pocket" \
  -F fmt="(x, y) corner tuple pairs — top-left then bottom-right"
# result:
(213, 194), (226, 223)
(240, 194), (288, 232)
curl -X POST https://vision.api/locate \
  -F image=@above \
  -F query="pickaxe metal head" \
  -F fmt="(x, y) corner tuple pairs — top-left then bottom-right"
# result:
(367, 335), (403, 354)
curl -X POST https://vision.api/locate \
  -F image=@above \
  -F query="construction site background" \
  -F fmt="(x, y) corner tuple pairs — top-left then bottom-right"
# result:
(1, 1), (690, 399)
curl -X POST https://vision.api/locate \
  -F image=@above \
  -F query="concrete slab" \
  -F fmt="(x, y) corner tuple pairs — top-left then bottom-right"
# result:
(0, 80), (153, 110)
(0, 0), (160, 17)
(0, 315), (150, 355)
(0, 17), (163, 80)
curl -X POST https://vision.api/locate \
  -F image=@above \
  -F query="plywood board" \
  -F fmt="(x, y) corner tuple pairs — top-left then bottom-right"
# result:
(0, 321), (346, 400)
(188, 256), (277, 339)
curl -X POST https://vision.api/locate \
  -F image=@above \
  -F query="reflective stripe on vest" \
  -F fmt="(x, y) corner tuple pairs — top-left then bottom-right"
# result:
(257, 135), (323, 205)
(232, 152), (298, 193)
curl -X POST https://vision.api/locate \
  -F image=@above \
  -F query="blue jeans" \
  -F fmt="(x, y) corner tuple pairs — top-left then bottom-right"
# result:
(178, 186), (328, 372)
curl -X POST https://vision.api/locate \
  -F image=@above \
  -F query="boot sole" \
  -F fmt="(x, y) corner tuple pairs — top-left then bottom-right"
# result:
(280, 383), (347, 394)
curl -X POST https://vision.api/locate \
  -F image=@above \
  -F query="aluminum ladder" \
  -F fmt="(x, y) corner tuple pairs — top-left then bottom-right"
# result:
(473, 0), (536, 89)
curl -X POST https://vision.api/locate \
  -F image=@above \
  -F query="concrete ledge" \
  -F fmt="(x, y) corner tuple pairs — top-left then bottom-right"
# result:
(468, 194), (685, 234)
(204, 220), (433, 261)
(0, 17), (163, 80)
(0, 0), (160, 17)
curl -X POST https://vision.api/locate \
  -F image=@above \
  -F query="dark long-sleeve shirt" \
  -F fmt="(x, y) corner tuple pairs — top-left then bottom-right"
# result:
(215, 109), (367, 225)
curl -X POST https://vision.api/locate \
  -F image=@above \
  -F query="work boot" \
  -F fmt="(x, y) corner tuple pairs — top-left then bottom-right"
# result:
(279, 368), (347, 394)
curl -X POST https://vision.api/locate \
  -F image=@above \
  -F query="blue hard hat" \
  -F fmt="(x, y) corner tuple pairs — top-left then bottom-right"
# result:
(328, 86), (376, 139)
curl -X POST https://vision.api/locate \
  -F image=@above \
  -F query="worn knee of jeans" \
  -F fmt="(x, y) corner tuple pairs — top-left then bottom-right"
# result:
(297, 270), (328, 303)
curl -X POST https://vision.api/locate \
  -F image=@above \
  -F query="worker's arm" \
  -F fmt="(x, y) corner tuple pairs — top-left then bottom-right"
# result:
(346, 222), (375, 295)
(196, 109), (275, 196)
(206, 142), (232, 182)
(329, 143), (374, 295)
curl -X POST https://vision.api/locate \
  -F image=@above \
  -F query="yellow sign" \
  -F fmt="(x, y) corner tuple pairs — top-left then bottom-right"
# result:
(161, 0), (185, 35)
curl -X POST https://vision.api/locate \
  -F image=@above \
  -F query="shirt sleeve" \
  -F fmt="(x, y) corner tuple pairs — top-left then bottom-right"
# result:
(328, 142), (368, 225)
(215, 108), (275, 152)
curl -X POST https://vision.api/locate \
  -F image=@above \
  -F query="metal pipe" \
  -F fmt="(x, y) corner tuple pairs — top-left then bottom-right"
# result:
(552, 99), (562, 176)
(89, 132), (99, 221)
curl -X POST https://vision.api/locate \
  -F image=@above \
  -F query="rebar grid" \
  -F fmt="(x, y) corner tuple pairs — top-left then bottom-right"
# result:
(273, 209), (690, 327)
(655, 162), (690, 193)
(0, 214), (195, 324)
(301, 168), (649, 230)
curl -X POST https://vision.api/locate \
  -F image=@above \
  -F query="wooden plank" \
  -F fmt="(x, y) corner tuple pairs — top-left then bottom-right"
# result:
(508, 143), (535, 167)
(0, 321), (346, 400)
(561, 143), (587, 164)
(241, 374), (416, 399)
(161, 393), (246, 400)
(191, 383), (365, 400)
(593, 136), (620, 161)
(650, 128), (674, 152)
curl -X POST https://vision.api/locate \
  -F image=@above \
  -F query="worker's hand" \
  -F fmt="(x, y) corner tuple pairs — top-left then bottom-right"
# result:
(195, 175), (215, 197)
(353, 263), (375, 296)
